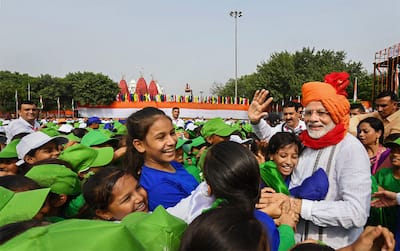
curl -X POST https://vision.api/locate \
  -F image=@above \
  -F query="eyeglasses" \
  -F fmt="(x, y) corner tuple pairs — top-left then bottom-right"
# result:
(303, 109), (330, 118)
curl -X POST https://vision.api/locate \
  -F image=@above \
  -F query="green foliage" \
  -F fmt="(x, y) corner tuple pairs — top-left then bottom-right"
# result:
(213, 47), (373, 103)
(0, 71), (35, 112)
(0, 71), (119, 112)
(65, 72), (119, 106)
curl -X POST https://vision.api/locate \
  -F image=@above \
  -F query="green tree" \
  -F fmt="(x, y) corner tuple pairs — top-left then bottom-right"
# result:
(65, 72), (119, 106)
(34, 74), (72, 111)
(0, 71), (34, 112)
(213, 47), (372, 103)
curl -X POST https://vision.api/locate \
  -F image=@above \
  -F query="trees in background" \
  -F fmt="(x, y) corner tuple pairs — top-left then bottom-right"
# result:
(0, 47), (374, 113)
(0, 71), (119, 113)
(212, 47), (373, 103)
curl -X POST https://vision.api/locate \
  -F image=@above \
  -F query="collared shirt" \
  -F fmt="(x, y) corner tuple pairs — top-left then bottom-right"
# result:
(5, 117), (40, 143)
(349, 109), (400, 138)
(252, 119), (306, 141)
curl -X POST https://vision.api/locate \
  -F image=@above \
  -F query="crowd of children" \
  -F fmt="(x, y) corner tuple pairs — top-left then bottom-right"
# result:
(0, 94), (398, 251)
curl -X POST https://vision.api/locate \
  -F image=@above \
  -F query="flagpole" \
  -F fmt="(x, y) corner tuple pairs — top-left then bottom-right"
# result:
(28, 83), (30, 100)
(15, 90), (18, 117)
(353, 77), (358, 103)
(72, 99), (75, 116)
(57, 97), (60, 119)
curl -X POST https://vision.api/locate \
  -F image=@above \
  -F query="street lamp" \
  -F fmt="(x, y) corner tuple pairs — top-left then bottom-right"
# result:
(229, 10), (242, 104)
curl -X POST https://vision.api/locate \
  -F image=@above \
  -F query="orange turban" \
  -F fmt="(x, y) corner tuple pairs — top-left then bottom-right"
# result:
(301, 72), (350, 129)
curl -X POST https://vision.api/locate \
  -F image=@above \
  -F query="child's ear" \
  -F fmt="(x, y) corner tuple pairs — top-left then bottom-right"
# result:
(24, 155), (36, 165)
(132, 139), (145, 153)
(52, 194), (68, 207)
(207, 184), (212, 196)
(95, 209), (113, 221)
(205, 136), (213, 144)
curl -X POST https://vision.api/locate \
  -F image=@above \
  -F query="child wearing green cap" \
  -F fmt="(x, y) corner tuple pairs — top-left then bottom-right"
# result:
(25, 160), (82, 221)
(196, 117), (238, 170)
(0, 175), (51, 226)
(175, 138), (201, 183)
(125, 107), (199, 211)
(0, 139), (21, 176)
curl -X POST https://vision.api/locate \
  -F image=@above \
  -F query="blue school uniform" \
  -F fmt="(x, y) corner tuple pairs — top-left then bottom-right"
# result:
(140, 161), (199, 211)
(254, 210), (280, 251)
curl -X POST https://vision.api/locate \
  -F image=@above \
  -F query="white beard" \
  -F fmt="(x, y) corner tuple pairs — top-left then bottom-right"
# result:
(307, 120), (336, 139)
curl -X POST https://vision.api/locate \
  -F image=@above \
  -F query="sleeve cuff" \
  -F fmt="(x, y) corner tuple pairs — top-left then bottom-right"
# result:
(300, 199), (313, 220)
(396, 193), (400, 206)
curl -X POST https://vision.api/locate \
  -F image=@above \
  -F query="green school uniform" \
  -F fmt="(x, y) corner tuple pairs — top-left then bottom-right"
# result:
(374, 167), (400, 233)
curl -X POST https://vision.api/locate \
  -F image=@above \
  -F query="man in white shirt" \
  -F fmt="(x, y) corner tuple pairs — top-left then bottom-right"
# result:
(5, 100), (40, 142)
(171, 107), (184, 128)
(250, 100), (306, 141)
(251, 74), (371, 249)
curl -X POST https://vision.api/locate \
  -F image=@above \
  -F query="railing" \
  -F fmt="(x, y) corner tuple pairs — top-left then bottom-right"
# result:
(116, 93), (250, 105)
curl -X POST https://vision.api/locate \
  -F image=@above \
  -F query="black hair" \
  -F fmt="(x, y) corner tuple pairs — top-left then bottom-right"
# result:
(71, 128), (88, 138)
(203, 141), (260, 212)
(18, 100), (36, 110)
(283, 101), (301, 112)
(179, 207), (270, 251)
(384, 133), (400, 144)
(267, 132), (303, 158)
(0, 175), (41, 192)
(290, 242), (335, 251)
(124, 107), (171, 179)
(376, 90), (398, 102)
(82, 166), (129, 213)
(350, 103), (366, 113)
(357, 117), (385, 144)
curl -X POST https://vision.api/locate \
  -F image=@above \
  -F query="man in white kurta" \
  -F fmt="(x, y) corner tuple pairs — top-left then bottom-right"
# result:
(249, 75), (371, 249)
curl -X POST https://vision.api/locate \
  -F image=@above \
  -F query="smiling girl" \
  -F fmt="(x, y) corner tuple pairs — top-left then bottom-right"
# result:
(261, 132), (303, 187)
(124, 107), (199, 211)
(82, 167), (148, 221)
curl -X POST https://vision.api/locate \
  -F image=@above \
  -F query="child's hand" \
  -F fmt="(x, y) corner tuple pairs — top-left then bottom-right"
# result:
(371, 190), (398, 208)
(277, 200), (299, 229)
(256, 189), (289, 218)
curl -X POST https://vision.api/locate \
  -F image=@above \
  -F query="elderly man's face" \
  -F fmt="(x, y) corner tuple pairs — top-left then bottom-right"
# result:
(304, 101), (336, 139)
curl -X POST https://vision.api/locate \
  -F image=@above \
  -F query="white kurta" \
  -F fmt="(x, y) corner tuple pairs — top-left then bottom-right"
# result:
(289, 133), (371, 249)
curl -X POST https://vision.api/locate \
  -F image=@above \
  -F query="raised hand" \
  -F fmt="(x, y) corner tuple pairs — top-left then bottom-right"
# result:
(248, 89), (273, 124)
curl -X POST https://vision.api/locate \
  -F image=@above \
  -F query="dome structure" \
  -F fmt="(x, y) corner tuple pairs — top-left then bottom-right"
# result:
(148, 80), (159, 96)
(118, 78), (129, 95)
(135, 77), (148, 96)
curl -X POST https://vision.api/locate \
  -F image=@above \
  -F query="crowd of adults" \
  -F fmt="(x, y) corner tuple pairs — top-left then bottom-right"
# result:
(0, 72), (399, 251)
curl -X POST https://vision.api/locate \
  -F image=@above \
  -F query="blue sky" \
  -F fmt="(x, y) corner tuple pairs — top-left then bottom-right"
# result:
(0, 0), (399, 96)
